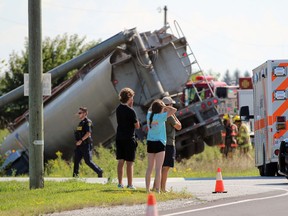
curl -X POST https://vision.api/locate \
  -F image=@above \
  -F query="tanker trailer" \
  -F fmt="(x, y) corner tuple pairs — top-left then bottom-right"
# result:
(0, 22), (224, 174)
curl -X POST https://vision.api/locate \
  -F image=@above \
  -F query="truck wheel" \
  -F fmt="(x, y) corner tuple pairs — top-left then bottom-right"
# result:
(204, 132), (222, 146)
(259, 165), (265, 176)
(175, 135), (196, 160)
(265, 163), (277, 176)
(181, 146), (195, 160)
(195, 141), (204, 154)
(258, 148), (277, 176)
(259, 147), (266, 176)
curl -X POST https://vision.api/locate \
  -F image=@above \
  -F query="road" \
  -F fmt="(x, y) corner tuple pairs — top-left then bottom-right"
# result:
(159, 190), (288, 216)
(1, 176), (287, 215)
(133, 176), (288, 216)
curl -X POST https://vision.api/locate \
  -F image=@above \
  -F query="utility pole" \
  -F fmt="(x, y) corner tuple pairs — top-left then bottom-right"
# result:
(28, 0), (44, 189)
(164, 5), (168, 28)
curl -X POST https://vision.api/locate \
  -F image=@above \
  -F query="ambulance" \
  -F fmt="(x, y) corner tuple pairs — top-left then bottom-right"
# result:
(245, 60), (288, 176)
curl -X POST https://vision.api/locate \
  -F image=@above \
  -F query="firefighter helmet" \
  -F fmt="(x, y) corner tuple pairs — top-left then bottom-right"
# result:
(223, 114), (230, 120)
(233, 115), (241, 122)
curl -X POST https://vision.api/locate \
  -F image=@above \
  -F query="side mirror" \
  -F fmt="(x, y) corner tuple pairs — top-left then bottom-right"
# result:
(240, 106), (254, 120)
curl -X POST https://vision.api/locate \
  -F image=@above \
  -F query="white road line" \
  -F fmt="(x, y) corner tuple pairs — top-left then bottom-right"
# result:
(162, 188), (288, 216)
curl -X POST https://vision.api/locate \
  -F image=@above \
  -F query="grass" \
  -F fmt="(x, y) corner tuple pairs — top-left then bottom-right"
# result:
(0, 128), (258, 179)
(0, 180), (191, 216)
(0, 131), (258, 215)
(43, 141), (258, 179)
(172, 145), (258, 178)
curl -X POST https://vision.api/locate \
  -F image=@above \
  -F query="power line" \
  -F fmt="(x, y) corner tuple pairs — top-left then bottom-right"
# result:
(43, 2), (147, 14)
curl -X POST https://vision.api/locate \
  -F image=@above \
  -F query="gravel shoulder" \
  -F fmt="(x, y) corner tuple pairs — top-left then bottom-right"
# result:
(44, 198), (205, 216)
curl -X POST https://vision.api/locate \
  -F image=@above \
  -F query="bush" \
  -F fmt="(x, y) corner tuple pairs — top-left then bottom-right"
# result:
(44, 140), (149, 179)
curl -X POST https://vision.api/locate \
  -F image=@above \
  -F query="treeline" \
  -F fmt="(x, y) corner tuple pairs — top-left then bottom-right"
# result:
(222, 69), (251, 85)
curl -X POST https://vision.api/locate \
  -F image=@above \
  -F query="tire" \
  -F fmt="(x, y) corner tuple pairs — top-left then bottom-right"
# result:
(195, 141), (205, 154)
(266, 163), (277, 176)
(204, 132), (222, 146)
(259, 146), (266, 176)
(259, 165), (265, 176)
(181, 146), (195, 160)
(259, 146), (277, 176)
(176, 135), (196, 160)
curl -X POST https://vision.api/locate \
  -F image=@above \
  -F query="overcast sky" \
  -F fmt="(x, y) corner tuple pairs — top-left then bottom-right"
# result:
(1, 0), (288, 77)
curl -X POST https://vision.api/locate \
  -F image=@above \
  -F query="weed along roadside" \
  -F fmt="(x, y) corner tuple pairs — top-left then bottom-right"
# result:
(0, 143), (257, 179)
(0, 179), (192, 216)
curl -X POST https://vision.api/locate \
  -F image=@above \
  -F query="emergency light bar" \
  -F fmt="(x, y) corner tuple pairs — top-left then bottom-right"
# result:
(195, 75), (214, 81)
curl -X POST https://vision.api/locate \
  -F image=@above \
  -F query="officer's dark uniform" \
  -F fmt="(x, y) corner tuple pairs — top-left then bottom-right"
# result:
(73, 117), (103, 177)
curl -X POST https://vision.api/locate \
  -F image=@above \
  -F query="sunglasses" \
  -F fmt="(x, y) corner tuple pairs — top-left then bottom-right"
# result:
(78, 112), (83, 114)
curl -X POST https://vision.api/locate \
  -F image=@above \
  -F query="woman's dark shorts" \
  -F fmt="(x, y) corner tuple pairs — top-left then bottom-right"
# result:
(163, 145), (176, 167)
(116, 138), (138, 162)
(147, 140), (165, 153)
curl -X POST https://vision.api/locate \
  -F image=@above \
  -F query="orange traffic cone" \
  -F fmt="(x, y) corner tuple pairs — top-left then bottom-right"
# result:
(212, 167), (227, 193)
(146, 193), (158, 216)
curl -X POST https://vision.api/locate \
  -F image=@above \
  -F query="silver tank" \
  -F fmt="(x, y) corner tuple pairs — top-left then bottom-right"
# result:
(1, 55), (120, 159)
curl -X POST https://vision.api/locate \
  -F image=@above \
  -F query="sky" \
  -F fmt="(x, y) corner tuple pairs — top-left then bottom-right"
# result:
(1, 0), (288, 78)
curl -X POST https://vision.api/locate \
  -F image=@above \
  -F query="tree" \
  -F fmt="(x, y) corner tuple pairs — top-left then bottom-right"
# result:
(207, 69), (221, 80)
(233, 69), (241, 85)
(222, 69), (232, 85)
(0, 34), (99, 129)
(244, 70), (251, 77)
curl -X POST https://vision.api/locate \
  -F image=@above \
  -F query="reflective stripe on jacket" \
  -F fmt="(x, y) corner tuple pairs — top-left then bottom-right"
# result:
(237, 123), (252, 148)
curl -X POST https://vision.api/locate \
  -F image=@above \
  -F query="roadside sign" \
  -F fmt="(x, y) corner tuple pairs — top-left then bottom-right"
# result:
(24, 73), (51, 96)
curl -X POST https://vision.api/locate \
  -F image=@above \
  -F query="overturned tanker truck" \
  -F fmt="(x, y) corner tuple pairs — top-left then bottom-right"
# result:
(0, 21), (223, 175)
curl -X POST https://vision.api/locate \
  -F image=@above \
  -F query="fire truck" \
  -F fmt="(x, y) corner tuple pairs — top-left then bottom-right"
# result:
(215, 77), (253, 118)
(242, 60), (288, 176)
(237, 78), (254, 140)
(215, 85), (238, 116)
(183, 75), (227, 105)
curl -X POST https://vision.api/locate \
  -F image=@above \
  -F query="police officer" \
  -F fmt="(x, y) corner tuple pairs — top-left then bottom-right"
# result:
(73, 107), (103, 177)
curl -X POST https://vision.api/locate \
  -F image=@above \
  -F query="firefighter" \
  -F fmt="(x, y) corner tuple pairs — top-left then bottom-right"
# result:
(233, 115), (252, 157)
(222, 114), (238, 158)
(197, 88), (206, 101)
(189, 87), (205, 104)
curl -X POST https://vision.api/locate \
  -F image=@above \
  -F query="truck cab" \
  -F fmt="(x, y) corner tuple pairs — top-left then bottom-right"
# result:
(173, 75), (224, 160)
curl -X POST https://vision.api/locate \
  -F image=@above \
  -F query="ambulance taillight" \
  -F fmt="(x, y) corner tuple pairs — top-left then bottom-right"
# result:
(276, 116), (286, 130)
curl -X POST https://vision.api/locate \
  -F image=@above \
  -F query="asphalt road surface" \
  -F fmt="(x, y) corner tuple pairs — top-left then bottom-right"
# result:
(154, 177), (288, 216)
